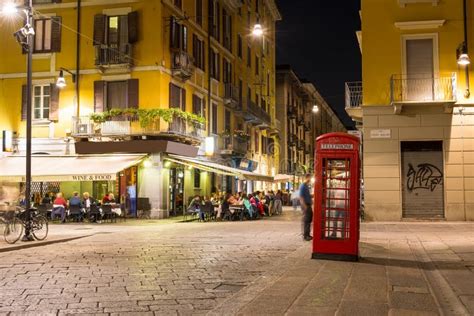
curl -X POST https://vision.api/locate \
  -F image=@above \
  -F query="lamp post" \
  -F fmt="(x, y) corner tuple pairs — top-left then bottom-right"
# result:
(2, 0), (35, 240)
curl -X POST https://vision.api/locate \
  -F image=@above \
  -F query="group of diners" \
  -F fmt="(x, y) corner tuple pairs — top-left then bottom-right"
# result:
(187, 190), (283, 222)
(38, 191), (121, 223)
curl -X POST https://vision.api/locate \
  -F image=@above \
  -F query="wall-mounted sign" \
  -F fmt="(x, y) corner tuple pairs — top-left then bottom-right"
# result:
(321, 144), (354, 150)
(370, 129), (391, 139)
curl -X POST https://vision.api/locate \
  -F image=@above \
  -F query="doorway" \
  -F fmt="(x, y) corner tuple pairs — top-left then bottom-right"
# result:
(169, 167), (184, 216)
(401, 141), (444, 218)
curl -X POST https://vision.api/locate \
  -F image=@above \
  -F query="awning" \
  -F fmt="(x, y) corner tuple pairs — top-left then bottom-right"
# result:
(274, 174), (294, 183)
(0, 154), (146, 182)
(166, 155), (274, 182)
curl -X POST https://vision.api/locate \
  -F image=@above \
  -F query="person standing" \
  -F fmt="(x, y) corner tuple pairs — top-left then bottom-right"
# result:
(299, 174), (313, 241)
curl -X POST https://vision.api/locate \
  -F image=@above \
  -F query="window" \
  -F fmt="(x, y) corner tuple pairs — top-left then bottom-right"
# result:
(247, 46), (251, 67)
(254, 130), (259, 152)
(169, 83), (186, 110)
(93, 79), (139, 112)
(170, 17), (188, 51)
(237, 35), (242, 58)
(196, 0), (203, 26)
(193, 35), (205, 70)
(223, 58), (232, 83)
(211, 103), (218, 134)
(210, 50), (220, 80)
(93, 12), (138, 64)
(192, 94), (205, 118)
(33, 17), (61, 53)
(33, 85), (50, 120)
(222, 9), (232, 51)
(194, 169), (201, 188)
(173, 0), (182, 9)
(209, 0), (220, 41)
(255, 56), (259, 75)
(224, 109), (231, 132)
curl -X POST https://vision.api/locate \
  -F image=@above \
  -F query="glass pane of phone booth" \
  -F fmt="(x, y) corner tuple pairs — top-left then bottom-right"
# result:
(322, 158), (351, 240)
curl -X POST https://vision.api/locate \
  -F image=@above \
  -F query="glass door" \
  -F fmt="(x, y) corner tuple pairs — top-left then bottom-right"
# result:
(321, 158), (351, 240)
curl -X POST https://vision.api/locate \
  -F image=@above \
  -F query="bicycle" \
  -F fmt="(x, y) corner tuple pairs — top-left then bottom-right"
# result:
(1, 208), (48, 244)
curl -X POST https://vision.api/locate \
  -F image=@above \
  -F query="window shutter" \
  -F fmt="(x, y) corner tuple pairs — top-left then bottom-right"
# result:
(93, 14), (106, 45)
(127, 79), (139, 109)
(169, 83), (180, 108)
(182, 25), (187, 51)
(50, 16), (62, 52)
(128, 11), (138, 44)
(170, 17), (177, 49)
(49, 83), (60, 121)
(21, 85), (27, 121)
(181, 87), (186, 111)
(94, 80), (106, 113)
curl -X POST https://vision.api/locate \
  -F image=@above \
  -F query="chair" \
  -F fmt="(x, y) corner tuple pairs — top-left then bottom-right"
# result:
(101, 204), (116, 223)
(203, 202), (216, 221)
(184, 206), (197, 221)
(88, 204), (101, 223)
(68, 205), (83, 222)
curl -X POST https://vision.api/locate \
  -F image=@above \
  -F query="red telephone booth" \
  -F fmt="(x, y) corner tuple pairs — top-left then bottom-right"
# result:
(312, 132), (360, 261)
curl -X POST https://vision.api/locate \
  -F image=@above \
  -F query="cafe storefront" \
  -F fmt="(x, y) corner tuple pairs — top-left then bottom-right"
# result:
(0, 155), (145, 216)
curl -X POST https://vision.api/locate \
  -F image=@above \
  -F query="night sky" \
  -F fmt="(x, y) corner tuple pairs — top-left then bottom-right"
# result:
(275, 1), (361, 129)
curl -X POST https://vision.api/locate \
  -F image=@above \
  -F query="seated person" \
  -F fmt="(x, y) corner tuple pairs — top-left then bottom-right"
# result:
(52, 193), (67, 223)
(188, 195), (203, 220)
(69, 191), (82, 207)
(41, 193), (51, 205)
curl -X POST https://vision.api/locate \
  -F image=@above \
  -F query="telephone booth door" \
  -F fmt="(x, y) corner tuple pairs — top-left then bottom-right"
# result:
(312, 133), (360, 261)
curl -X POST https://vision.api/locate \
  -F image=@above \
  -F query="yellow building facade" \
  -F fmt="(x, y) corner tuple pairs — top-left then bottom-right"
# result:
(0, 0), (281, 216)
(346, 0), (474, 220)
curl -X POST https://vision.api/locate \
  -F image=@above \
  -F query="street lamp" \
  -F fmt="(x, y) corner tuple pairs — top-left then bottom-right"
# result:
(56, 68), (77, 89)
(252, 23), (263, 37)
(312, 105), (319, 113)
(2, 0), (35, 241)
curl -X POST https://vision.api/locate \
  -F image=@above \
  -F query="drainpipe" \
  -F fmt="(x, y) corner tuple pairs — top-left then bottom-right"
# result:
(75, 0), (81, 116)
(463, 0), (470, 98)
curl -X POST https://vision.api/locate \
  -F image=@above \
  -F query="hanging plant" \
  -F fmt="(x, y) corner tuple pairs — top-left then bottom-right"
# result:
(89, 108), (206, 128)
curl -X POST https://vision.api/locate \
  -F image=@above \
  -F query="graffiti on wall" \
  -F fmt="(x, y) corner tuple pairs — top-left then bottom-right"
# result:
(406, 163), (443, 192)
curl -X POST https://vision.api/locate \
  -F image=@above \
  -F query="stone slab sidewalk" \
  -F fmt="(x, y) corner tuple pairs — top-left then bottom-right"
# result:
(211, 222), (474, 316)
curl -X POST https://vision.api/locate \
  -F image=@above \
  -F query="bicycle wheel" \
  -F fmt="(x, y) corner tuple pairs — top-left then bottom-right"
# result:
(32, 215), (48, 241)
(4, 217), (23, 244)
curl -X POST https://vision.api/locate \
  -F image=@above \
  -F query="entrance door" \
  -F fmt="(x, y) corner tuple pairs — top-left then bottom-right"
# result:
(169, 168), (184, 216)
(401, 141), (444, 218)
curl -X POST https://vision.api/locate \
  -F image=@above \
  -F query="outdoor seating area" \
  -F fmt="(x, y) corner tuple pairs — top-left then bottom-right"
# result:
(184, 190), (284, 222)
(32, 191), (125, 224)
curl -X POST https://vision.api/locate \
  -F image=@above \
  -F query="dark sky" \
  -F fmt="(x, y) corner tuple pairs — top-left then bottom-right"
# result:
(275, 1), (361, 129)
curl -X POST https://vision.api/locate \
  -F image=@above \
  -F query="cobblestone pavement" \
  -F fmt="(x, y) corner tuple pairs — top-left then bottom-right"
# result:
(0, 210), (472, 315)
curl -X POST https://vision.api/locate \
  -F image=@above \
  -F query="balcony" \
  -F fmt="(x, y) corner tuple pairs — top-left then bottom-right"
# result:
(305, 145), (312, 155)
(220, 135), (248, 156)
(288, 134), (298, 147)
(304, 122), (311, 132)
(345, 81), (363, 122)
(390, 73), (457, 113)
(244, 99), (271, 126)
(297, 139), (305, 151)
(72, 116), (204, 146)
(287, 106), (297, 119)
(95, 44), (133, 69)
(268, 118), (281, 136)
(224, 83), (241, 110)
(171, 50), (195, 81)
(297, 117), (305, 125)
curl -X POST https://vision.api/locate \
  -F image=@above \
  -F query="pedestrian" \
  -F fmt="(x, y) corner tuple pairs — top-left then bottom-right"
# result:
(291, 189), (299, 211)
(299, 174), (313, 241)
(274, 190), (283, 215)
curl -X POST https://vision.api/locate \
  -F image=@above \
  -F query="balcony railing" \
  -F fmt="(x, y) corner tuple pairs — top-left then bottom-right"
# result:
(220, 135), (248, 156)
(287, 106), (297, 119)
(95, 44), (133, 67)
(304, 122), (311, 132)
(297, 139), (305, 150)
(171, 50), (195, 81)
(72, 116), (204, 143)
(390, 73), (457, 104)
(224, 83), (241, 110)
(288, 134), (298, 146)
(245, 99), (271, 125)
(345, 81), (363, 108)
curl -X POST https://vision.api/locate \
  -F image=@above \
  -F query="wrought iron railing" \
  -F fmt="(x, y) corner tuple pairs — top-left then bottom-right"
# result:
(171, 50), (195, 80)
(247, 99), (271, 124)
(224, 83), (240, 108)
(72, 116), (204, 140)
(220, 135), (248, 155)
(345, 81), (362, 108)
(390, 73), (457, 103)
(95, 44), (133, 66)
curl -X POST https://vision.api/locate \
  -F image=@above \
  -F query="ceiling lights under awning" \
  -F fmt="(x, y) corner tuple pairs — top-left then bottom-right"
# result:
(166, 155), (274, 182)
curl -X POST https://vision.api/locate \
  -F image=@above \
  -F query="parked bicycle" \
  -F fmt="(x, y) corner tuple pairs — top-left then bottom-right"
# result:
(1, 207), (48, 244)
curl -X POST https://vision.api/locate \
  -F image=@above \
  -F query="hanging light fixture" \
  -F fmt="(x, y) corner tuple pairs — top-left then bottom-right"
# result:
(56, 70), (66, 88)
(312, 105), (319, 113)
(252, 23), (263, 37)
